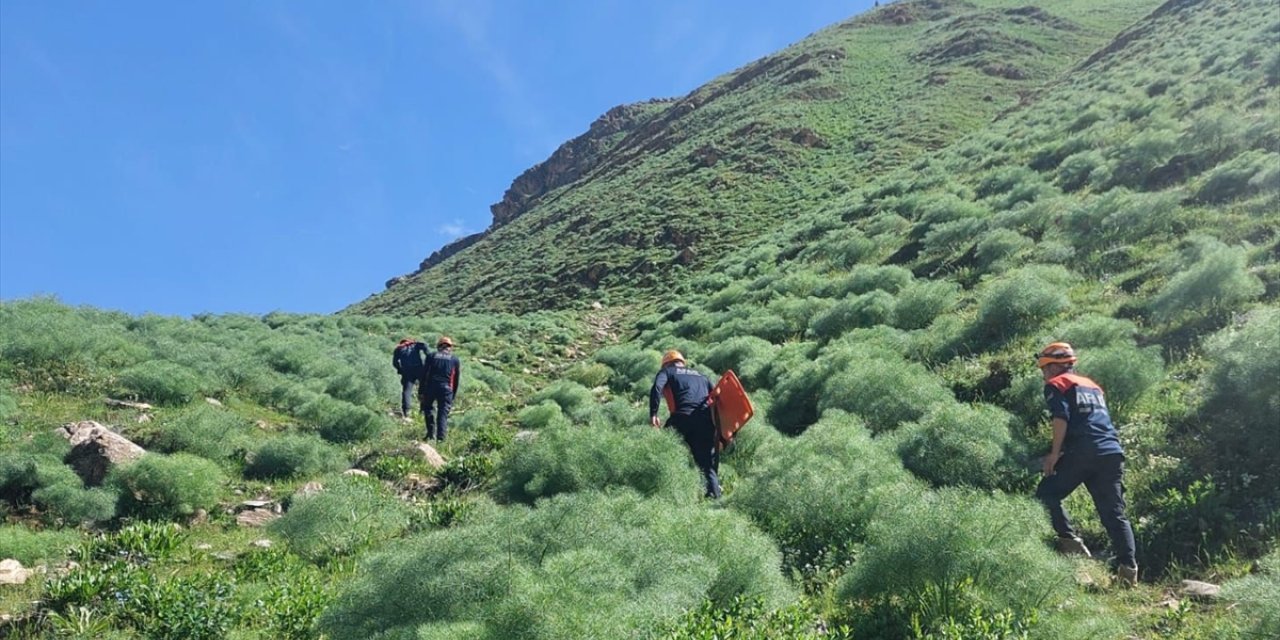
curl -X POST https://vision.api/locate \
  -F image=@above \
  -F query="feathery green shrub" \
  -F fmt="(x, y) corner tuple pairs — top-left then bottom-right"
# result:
(246, 434), (349, 480)
(517, 401), (571, 431)
(116, 361), (203, 406)
(319, 490), (794, 640)
(271, 474), (411, 563)
(893, 281), (960, 330)
(1150, 237), (1264, 323)
(110, 453), (224, 520)
(818, 354), (953, 433)
(835, 490), (1089, 639)
(808, 291), (897, 341)
(32, 481), (118, 524)
(895, 403), (1021, 490)
(496, 423), (699, 505)
(1194, 149), (1280, 203)
(730, 411), (920, 570)
(1076, 345), (1164, 416)
(974, 266), (1073, 341)
(300, 395), (384, 443)
(529, 381), (596, 423)
(152, 405), (253, 462)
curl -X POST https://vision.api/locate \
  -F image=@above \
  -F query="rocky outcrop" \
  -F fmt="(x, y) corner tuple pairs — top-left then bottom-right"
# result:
(57, 421), (146, 486)
(488, 101), (672, 228)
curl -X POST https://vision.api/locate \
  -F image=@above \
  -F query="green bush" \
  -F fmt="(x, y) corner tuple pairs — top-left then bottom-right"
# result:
(300, 395), (384, 443)
(246, 434), (349, 480)
(1194, 149), (1280, 203)
(153, 405), (253, 462)
(835, 490), (1093, 639)
(703, 336), (776, 390)
(32, 481), (118, 523)
(497, 422), (699, 504)
(1106, 126), (1179, 189)
(1222, 547), (1280, 638)
(808, 291), (897, 341)
(594, 345), (662, 396)
(564, 362), (612, 388)
(271, 475), (411, 563)
(517, 401), (571, 431)
(821, 265), (914, 298)
(974, 267), (1073, 341)
(1076, 345), (1164, 416)
(1150, 237), (1264, 323)
(529, 381), (596, 423)
(319, 490), (794, 640)
(730, 411), (921, 570)
(894, 281), (961, 331)
(819, 354), (954, 433)
(110, 453), (225, 520)
(0, 525), (79, 565)
(895, 403), (1021, 490)
(117, 360), (203, 405)
(1053, 315), (1138, 349)
(975, 229), (1033, 271)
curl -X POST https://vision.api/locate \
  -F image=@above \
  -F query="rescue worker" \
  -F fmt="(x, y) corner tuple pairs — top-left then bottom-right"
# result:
(649, 350), (721, 499)
(420, 336), (461, 441)
(392, 338), (427, 419)
(1033, 342), (1138, 585)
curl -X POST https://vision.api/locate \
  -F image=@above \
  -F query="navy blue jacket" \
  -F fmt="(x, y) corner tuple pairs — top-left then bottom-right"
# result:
(423, 349), (461, 393)
(1044, 372), (1123, 457)
(393, 342), (427, 377)
(650, 364), (713, 419)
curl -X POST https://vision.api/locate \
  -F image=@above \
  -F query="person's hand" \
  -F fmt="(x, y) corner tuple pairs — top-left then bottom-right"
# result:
(1042, 453), (1059, 477)
(650, 416), (661, 429)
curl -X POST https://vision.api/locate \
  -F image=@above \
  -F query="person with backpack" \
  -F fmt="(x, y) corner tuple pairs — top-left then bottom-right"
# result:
(392, 338), (427, 419)
(419, 336), (461, 442)
(1033, 342), (1139, 586)
(649, 350), (721, 499)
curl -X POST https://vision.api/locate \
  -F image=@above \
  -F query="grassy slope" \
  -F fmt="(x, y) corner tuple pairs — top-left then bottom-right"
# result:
(3, 0), (1279, 638)
(352, 0), (1162, 315)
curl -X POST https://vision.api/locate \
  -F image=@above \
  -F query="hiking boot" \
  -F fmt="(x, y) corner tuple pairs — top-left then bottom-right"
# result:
(1116, 564), (1138, 587)
(1055, 535), (1092, 558)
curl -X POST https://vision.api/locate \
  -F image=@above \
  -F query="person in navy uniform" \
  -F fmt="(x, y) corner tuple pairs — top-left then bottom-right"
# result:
(420, 336), (461, 442)
(392, 338), (427, 419)
(1033, 341), (1138, 585)
(650, 350), (721, 499)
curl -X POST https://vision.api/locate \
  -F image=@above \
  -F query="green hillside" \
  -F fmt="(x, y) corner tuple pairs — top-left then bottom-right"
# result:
(353, 0), (1162, 315)
(3, 0), (1280, 638)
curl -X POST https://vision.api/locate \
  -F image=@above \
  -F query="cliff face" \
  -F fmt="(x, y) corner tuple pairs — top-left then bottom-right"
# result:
(490, 100), (674, 227)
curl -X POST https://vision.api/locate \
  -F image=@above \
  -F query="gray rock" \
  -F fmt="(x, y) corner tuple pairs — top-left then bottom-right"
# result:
(237, 509), (280, 528)
(0, 559), (31, 585)
(342, 468), (370, 477)
(205, 397), (223, 407)
(1180, 580), (1222, 601)
(57, 421), (146, 486)
(251, 539), (273, 549)
(104, 398), (153, 411)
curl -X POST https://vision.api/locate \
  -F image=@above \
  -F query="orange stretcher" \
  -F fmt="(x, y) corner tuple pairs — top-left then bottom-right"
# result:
(708, 370), (754, 451)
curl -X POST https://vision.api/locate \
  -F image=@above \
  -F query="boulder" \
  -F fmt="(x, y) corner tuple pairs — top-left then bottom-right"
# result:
(1180, 580), (1222, 601)
(0, 559), (31, 585)
(57, 421), (146, 486)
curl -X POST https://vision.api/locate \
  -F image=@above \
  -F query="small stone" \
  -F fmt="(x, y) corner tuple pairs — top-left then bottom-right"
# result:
(591, 301), (603, 310)
(190, 508), (208, 525)
(251, 539), (273, 549)
(236, 500), (274, 512)
(104, 398), (153, 411)
(136, 414), (153, 424)
(255, 420), (270, 430)
(205, 397), (223, 407)
(0, 559), (31, 585)
(413, 442), (447, 469)
(1180, 580), (1222, 601)
(296, 481), (325, 498)
(515, 430), (538, 442)
(213, 552), (236, 561)
(343, 468), (370, 477)
(237, 509), (280, 528)
(195, 543), (213, 551)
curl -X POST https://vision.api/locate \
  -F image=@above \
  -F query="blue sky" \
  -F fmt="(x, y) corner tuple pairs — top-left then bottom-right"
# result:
(1, 1), (874, 316)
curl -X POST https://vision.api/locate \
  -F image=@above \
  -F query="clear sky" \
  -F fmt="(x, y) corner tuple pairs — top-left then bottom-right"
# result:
(1, 1), (875, 316)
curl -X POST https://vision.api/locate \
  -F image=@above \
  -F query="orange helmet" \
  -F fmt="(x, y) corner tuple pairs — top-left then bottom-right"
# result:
(661, 350), (685, 367)
(1036, 342), (1077, 369)
(437, 335), (455, 348)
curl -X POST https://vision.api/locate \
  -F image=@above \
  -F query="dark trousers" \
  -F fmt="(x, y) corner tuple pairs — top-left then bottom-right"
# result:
(1035, 453), (1136, 568)
(668, 408), (721, 499)
(400, 374), (419, 416)
(420, 385), (453, 441)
